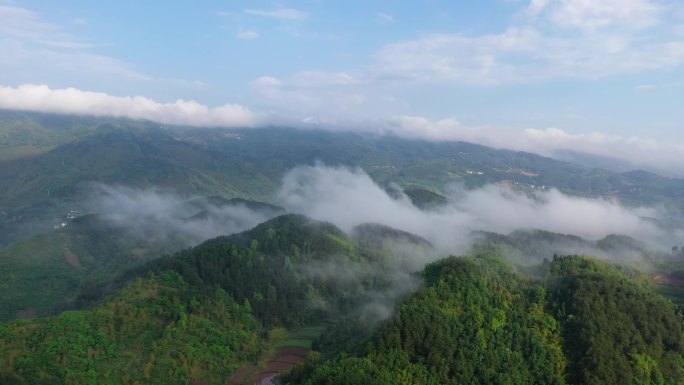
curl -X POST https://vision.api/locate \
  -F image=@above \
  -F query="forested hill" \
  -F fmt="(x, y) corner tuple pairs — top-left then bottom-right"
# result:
(2, 214), (684, 384)
(0, 214), (428, 384)
(0, 197), (284, 322)
(3, 111), (684, 248)
(286, 255), (684, 385)
(471, 229), (654, 267)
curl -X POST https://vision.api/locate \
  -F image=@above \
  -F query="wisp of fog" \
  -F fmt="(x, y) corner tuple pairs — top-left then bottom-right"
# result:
(87, 184), (280, 246)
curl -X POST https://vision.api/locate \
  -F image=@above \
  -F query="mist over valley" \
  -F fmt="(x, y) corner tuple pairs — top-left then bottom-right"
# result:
(3, 0), (684, 383)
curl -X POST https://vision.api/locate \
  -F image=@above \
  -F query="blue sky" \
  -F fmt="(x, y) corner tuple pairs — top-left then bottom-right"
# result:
(1, 0), (684, 174)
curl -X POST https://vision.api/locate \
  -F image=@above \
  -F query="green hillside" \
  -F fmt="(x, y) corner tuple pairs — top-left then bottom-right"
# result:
(470, 229), (656, 268)
(0, 214), (428, 384)
(0, 110), (106, 161)
(0, 214), (181, 321)
(3, 111), (684, 384)
(2, 214), (683, 384)
(3, 111), (684, 250)
(0, 198), (284, 321)
(286, 255), (684, 385)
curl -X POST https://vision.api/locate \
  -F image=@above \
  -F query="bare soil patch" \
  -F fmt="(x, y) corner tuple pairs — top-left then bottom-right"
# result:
(653, 274), (684, 287)
(62, 247), (81, 268)
(228, 347), (309, 385)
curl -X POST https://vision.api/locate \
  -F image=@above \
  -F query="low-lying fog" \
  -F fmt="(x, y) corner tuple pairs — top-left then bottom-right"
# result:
(88, 164), (681, 263)
(280, 165), (673, 254)
(87, 184), (281, 245)
(83, 164), (684, 324)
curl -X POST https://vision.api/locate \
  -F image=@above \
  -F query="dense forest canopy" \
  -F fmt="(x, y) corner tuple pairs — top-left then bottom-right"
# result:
(2, 215), (684, 384)
(3, 113), (684, 384)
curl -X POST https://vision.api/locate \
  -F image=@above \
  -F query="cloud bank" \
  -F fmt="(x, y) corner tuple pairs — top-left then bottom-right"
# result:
(76, 164), (679, 325)
(3, 83), (683, 177)
(0, 4), (150, 90)
(88, 185), (280, 245)
(244, 8), (308, 20)
(0, 84), (256, 128)
(385, 116), (684, 177)
(279, 165), (667, 255)
(526, 0), (661, 31)
(276, 164), (677, 320)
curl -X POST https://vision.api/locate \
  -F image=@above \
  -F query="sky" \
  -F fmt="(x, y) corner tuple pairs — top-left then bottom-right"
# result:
(1, 0), (684, 175)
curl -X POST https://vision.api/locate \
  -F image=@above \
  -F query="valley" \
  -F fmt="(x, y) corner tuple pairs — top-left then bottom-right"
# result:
(3, 1), (684, 383)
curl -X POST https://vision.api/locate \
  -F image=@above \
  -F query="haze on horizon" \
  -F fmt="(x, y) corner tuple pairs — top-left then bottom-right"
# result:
(1, 0), (684, 175)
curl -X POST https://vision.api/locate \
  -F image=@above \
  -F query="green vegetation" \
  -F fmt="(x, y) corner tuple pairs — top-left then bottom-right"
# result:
(287, 256), (567, 385)
(548, 256), (684, 385)
(470, 229), (655, 268)
(0, 215), (425, 384)
(274, 326), (327, 350)
(0, 270), (262, 385)
(0, 214), (181, 321)
(2, 213), (684, 384)
(403, 187), (448, 210)
(286, 255), (684, 385)
(0, 111), (103, 161)
(0, 196), (283, 322)
(3, 112), (684, 384)
(4, 111), (684, 250)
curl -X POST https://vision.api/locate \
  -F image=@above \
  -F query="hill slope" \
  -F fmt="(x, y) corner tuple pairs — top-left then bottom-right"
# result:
(2, 215), (683, 384)
(3, 112), (684, 249)
(0, 198), (283, 321)
(286, 256), (684, 385)
(0, 214), (428, 384)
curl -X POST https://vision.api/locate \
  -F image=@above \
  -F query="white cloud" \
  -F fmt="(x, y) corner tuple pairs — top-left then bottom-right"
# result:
(280, 165), (665, 254)
(251, 71), (407, 122)
(247, 0), (681, 112)
(252, 76), (282, 87)
(674, 24), (684, 37)
(244, 8), (309, 20)
(0, 5), (149, 87)
(386, 116), (473, 141)
(90, 185), (281, 246)
(370, 27), (684, 85)
(238, 30), (259, 39)
(0, 5), (89, 48)
(0, 39), (148, 83)
(634, 84), (658, 91)
(253, 18), (682, 92)
(288, 71), (359, 88)
(526, 0), (551, 17)
(0, 84), (256, 128)
(386, 115), (684, 176)
(376, 12), (396, 24)
(527, 0), (662, 31)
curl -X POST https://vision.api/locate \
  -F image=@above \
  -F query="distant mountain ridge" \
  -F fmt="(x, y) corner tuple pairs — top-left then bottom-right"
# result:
(3, 110), (684, 248)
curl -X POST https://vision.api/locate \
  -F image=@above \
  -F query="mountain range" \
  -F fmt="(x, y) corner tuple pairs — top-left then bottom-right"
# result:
(3, 110), (684, 385)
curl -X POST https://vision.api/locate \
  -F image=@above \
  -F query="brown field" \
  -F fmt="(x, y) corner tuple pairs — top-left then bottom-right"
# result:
(652, 274), (684, 287)
(228, 347), (308, 385)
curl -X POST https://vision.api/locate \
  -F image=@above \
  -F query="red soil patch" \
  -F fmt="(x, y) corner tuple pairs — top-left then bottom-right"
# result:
(275, 347), (308, 358)
(228, 347), (309, 385)
(652, 274), (684, 287)
(228, 364), (256, 385)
